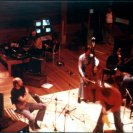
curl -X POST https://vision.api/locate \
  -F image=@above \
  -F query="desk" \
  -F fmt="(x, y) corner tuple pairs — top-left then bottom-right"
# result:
(0, 54), (30, 76)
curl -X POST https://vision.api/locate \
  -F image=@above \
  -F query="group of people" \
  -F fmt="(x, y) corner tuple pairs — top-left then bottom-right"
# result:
(10, 38), (125, 133)
(10, 28), (130, 132)
(77, 37), (126, 133)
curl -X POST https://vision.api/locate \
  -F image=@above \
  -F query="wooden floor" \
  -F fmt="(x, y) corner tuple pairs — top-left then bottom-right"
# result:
(0, 43), (113, 108)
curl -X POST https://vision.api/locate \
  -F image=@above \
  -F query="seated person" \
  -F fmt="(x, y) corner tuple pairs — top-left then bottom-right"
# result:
(42, 32), (60, 53)
(43, 40), (54, 52)
(120, 72), (133, 105)
(118, 56), (133, 75)
(106, 48), (123, 72)
(106, 53), (118, 70)
(11, 77), (46, 130)
(28, 30), (43, 58)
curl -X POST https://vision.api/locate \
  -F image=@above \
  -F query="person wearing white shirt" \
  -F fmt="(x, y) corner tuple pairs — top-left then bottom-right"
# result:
(78, 45), (99, 103)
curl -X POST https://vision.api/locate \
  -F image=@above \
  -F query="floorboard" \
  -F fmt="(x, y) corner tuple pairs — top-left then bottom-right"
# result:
(1, 43), (132, 132)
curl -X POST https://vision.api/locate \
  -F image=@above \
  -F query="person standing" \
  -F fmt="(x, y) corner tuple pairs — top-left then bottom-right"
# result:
(104, 6), (114, 45)
(11, 77), (46, 130)
(93, 82), (124, 133)
(78, 44), (99, 103)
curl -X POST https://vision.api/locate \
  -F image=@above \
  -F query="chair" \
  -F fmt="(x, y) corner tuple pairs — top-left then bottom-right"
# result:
(44, 40), (60, 64)
(5, 107), (28, 123)
(130, 104), (133, 119)
(102, 54), (118, 82)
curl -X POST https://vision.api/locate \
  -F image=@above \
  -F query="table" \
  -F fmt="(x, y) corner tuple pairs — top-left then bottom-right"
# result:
(0, 54), (30, 76)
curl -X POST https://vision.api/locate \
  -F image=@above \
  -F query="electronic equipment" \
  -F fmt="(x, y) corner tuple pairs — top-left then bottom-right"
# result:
(34, 18), (52, 35)
(35, 20), (42, 27)
(42, 19), (50, 26)
(45, 26), (51, 33)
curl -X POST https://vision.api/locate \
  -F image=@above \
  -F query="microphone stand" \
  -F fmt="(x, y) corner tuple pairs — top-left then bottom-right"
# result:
(58, 70), (77, 132)
(56, 41), (64, 66)
(126, 88), (132, 103)
(53, 97), (58, 132)
(122, 88), (132, 125)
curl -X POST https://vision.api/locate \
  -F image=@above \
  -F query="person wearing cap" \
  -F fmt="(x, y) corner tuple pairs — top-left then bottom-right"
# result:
(78, 44), (99, 103)
(10, 77), (46, 130)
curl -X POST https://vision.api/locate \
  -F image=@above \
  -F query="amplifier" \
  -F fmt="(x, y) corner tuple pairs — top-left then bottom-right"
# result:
(23, 72), (47, 87)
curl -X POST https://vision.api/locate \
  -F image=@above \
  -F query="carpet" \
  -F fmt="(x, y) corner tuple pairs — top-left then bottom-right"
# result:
(31, 88), (133, 132)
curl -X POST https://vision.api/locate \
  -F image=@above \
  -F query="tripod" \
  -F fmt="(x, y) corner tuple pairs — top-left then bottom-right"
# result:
(58, 70), (77, 132)
(53, 97), (58, 132)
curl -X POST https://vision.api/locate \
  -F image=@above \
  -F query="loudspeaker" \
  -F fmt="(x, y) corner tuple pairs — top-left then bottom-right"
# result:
(0, 93), (4, 118)
(29, 57), (45, 76)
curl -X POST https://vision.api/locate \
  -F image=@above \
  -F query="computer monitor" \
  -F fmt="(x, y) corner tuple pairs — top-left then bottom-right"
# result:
(35, 20), (42, 27)
(42, 19), (50, 26)
(36, 28), (41, 34)
(45, 27), (51, 33)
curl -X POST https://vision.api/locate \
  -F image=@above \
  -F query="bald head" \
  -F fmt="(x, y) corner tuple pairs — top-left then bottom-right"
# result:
(13, 77), (23, 89)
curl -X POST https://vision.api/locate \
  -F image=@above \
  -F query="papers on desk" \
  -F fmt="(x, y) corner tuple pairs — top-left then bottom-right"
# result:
(41, 83), (53, 89)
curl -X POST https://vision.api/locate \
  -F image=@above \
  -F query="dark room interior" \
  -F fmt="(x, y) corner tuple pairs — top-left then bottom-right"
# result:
(0, 0), (133, 132)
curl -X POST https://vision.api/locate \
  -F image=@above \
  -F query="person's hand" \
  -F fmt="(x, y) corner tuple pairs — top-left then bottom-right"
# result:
(102, 114), (110, 128)
(102, 107), (107, 115)
(93, 66), (98, 74)
(82, 76), (89, 84)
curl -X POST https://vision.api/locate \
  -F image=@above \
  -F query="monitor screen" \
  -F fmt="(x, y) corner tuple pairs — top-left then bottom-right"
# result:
(36, 28), (41, 34)
(42, 19), (50, 26)
(35, 21), (41, 27)
(45, 27), (51, 33)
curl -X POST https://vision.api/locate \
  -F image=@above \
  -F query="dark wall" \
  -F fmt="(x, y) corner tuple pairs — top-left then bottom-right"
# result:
(0, 1), (61, 43)
(0, 1), (133, 45)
